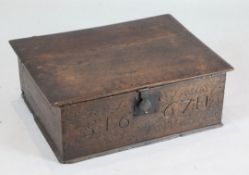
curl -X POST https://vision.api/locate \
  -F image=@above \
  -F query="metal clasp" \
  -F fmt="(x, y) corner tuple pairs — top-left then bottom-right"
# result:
(133, 88), (160, 117)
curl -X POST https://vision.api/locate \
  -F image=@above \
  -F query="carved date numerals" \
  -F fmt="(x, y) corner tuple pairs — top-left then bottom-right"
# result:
(164, 95), (209, 118)
(81, 116), (130, 139)
(80, 95), (210, 139)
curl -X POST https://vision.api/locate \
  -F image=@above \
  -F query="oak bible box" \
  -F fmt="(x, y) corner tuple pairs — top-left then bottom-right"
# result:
(9, 14), (233, 163)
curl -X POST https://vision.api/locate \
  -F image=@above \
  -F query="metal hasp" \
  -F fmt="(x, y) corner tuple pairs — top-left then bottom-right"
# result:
(134, 88), (160, 116)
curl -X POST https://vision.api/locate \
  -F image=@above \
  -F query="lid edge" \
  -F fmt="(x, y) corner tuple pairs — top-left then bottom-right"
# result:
(53, 68), (233, 107)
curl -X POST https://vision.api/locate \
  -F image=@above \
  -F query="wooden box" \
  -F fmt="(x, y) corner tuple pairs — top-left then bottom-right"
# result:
(9, 14), (233, 163)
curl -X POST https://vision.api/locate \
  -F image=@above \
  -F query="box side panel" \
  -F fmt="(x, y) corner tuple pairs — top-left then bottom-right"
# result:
(61, 73), (226, 162)
(18, 59), (63, 159)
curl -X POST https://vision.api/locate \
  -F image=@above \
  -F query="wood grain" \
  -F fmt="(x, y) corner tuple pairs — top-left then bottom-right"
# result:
(9, 14), (233, 163)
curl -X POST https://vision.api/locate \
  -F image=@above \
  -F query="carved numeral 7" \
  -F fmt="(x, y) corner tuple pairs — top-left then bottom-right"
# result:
(181, 99), (192, 113)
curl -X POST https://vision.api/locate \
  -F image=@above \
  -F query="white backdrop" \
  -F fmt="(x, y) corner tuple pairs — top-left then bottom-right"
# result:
(0, 0), (248, 174)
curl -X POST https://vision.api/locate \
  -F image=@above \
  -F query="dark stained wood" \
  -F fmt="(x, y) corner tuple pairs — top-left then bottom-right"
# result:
(10, 14), (233, 106)
(9, 14), (233, 163)
(61, 73), (226, 162)
(18, 60), (63, 160)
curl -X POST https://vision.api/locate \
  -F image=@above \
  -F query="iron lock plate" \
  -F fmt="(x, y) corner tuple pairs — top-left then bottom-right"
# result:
(133, 88), (160, 117)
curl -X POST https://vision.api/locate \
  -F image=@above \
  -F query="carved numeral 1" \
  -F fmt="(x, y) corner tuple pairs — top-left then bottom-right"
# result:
(106, 117), (109, 131)
(196, 95), (208, 109)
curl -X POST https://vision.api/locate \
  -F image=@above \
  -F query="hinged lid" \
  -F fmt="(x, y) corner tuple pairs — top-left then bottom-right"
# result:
(9, 14), (233, 106)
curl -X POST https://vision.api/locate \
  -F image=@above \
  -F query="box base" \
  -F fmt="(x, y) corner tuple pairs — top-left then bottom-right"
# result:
(61, 123), (222, 163)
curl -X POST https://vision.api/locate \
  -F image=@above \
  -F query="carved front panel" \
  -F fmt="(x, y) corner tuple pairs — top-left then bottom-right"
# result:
(61, 73), (226, 160)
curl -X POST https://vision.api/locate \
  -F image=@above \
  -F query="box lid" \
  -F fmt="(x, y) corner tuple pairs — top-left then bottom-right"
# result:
(10, 14), (233, 106)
